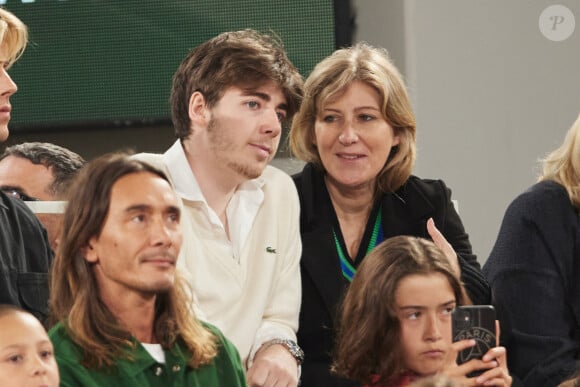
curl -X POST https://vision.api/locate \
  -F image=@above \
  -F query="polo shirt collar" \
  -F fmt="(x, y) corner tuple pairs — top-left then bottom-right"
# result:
(162, 140), (266, 201)
(121, 340), (187, 378)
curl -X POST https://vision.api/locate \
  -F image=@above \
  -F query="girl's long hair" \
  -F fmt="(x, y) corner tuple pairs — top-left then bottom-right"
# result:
(333, 236), (467, 385)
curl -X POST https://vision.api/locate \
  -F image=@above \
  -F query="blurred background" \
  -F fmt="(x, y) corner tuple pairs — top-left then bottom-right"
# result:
(3, 0), (579, 264)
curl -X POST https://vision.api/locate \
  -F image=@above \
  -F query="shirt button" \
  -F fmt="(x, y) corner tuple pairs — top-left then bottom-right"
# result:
(155, 366), (163, 376)
(172, 364), (181, 372)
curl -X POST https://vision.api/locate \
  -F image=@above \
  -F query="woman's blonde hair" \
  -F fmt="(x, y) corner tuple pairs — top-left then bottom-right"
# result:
(289, 42), (416, 193)
(539, 114), (580, 210)
(0, 8), (28, 68)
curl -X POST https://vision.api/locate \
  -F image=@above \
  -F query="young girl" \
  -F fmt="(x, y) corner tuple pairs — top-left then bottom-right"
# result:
(333, 236), (511, 386)
(0, 305), (60, 387)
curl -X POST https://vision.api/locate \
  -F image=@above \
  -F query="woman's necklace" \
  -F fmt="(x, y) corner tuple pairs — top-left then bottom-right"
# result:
(333, 205), (384, 282)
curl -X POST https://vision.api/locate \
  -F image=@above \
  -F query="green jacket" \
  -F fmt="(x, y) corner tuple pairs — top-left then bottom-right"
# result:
(49, 321), (247, 387)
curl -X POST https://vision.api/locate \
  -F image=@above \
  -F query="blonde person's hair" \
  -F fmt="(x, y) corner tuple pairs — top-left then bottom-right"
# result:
(0, 8), (27, 68)
(539, 114), (580, 211)
(289, 42), (416, 193)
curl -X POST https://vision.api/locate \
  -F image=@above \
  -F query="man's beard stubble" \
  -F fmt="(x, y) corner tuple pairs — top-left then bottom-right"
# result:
(206, 116), (266, 180)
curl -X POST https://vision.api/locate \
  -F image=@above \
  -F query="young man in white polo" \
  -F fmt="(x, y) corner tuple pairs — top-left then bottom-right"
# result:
(136, 29), (304, 386)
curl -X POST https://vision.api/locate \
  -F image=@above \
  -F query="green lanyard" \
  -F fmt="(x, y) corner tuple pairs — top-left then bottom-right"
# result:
(333, 207), (383, 282)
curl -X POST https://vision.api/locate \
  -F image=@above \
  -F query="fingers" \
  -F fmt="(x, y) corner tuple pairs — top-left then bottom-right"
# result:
(477, 347), (511, 386)
(247, 344), (298, 387)
(426, 218), (460, 275)
(444, 341), (512, 386)
(450, 339), (476, 353)
(450, 342), (500, 376)
(476, 364), (513, 386)
(482, 346), (506, 363)
(427, 218), (447, 247)
(443, 340), (477, 373)
(456, 359), (498, 377)
(247, 364), (268, 387)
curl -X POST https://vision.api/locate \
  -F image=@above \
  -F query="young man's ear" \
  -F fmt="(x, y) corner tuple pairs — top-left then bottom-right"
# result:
(188, 91), (210, 127)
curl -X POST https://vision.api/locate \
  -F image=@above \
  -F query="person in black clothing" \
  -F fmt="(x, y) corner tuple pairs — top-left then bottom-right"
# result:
(289, 42), (490, 387)
(484, 114), (580, 387)
(0, 8), (53, 321)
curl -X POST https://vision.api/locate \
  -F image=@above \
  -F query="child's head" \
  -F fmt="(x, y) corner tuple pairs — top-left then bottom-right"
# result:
(0, 305), (59, 387)
(333, 236), (467, 385)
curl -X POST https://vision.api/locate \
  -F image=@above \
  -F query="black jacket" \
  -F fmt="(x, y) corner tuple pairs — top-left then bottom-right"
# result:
(0, 192), (53, 322)
(484, 180), (580, 387)
(293, 163), (490, 387)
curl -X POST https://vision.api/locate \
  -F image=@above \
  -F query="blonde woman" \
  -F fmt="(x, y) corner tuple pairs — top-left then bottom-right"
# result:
(484, 114), (580, 387)
(289, 42), (489, 386)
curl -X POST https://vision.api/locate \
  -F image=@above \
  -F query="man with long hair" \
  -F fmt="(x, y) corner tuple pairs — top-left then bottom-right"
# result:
(48, 153), (246, 386)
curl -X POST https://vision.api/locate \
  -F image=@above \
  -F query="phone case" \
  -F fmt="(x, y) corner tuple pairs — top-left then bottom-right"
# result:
(451, 305), (496, 374)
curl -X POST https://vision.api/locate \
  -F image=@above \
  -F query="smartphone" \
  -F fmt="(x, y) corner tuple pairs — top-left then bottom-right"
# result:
(451, 305), (496, 376)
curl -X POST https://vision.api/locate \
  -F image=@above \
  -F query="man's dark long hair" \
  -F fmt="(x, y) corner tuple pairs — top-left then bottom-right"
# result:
(49, 153), (216, 369)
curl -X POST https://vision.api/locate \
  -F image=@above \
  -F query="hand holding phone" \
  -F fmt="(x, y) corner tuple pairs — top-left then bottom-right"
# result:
(452, 305), (496, 376)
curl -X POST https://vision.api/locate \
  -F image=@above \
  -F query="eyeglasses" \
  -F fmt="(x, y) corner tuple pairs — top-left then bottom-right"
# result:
(2, 189), (39, 202)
